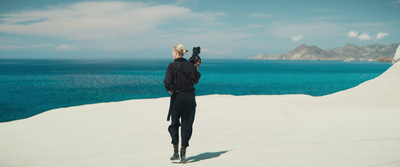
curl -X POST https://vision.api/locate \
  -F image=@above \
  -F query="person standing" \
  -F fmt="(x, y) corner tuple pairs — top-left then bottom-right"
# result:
(164, 44), (201, 163)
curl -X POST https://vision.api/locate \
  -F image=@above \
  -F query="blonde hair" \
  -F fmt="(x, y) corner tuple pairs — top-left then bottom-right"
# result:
(173, 44), (188, 56)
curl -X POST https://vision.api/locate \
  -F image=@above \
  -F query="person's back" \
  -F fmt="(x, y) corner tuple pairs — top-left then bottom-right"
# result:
(165, 58), (200, 93)
(164, 44), (201, 163)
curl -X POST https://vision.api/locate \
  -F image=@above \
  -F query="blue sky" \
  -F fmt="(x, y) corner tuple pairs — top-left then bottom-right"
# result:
(0, 0), (399, 59)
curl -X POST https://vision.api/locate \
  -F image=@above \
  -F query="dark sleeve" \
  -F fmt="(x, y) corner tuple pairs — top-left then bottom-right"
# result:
(192, 65), (201, 84)
(164, 63), (174, 91)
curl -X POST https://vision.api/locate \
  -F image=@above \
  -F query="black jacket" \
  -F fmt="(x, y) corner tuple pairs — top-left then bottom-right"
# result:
(164, 58), (201, 93)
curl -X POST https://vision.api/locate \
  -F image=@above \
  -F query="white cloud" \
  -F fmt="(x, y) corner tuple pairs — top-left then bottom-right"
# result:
(30, 44), (53, 48)
(0, 2), (221, 41)
(249, 13), (273, 19)
(0, 45), (24, 50)
(0, 44), (53, 50)
(347, 31), (358, 38)
(347, 31), (389, 40)
(291, 35), (304, 42)
(357, 33), (372, 40)
(0, 1), (237, 52)
(57, 44), (75, 51)
(376, 32), (390, 40)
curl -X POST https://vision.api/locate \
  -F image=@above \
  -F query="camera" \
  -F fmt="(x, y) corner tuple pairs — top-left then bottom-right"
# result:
(189, 46), (201, 64)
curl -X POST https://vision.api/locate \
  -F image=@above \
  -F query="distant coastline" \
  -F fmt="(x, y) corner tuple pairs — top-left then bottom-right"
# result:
(251, 43), (399, 62)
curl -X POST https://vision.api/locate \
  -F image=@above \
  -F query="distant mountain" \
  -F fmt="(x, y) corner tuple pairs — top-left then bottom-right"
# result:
(252, 43), (399, 62)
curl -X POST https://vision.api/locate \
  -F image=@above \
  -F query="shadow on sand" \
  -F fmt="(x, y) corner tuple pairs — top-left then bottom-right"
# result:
(184, 150), (230, 163)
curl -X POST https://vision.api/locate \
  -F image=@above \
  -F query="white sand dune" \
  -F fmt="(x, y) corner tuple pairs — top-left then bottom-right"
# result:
(1, 59), (399, 167)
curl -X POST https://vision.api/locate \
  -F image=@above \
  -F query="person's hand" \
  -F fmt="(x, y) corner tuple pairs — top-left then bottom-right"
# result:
(195, 60), (201, 70)
(196, 60), (202, 66)
(169, 90), (174, 94)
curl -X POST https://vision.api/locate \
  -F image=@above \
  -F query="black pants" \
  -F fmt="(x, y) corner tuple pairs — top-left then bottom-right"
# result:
(168, 92), (196, 147)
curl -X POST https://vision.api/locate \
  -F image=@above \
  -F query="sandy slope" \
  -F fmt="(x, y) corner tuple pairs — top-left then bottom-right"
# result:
(0, 63), (399, 167)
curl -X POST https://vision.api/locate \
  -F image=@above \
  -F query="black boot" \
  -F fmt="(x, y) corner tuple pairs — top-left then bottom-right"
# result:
(170, 144), (179, 160)
(180, 147), (187, 163)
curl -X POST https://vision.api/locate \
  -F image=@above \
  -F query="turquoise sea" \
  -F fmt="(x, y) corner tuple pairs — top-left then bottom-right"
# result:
(0, 59), (391, 122)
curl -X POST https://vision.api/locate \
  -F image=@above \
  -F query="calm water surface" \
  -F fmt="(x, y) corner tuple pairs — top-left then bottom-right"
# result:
(0, 59), (391, 122)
